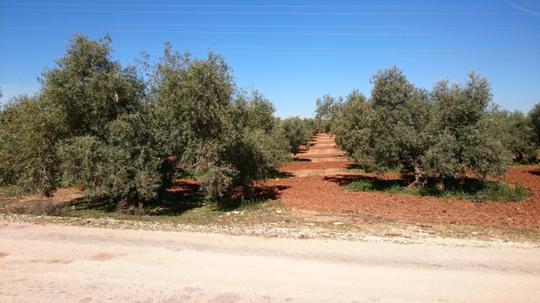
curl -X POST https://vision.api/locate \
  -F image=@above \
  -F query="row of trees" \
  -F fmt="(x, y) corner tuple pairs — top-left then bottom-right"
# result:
(317, 67), (540, 188)
(3, 34), (537, 203)
(0, 35), (314, 206)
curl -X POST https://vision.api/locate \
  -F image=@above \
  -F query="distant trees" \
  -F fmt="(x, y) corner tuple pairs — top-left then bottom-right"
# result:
(530, 102), (540, 146)
(278, 117), (314, 154)
(493, 110), (537, 164)
(332, 90), (370, 160)
(315, 95), (341, 133)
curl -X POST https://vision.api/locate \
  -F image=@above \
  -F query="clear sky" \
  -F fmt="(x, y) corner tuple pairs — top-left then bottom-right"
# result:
(1, 0), (539, 117)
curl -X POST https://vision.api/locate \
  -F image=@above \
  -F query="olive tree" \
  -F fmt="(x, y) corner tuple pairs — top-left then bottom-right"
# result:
(1, 34), (158, 203)
(332, 68), (511, 188)
(423, 72), (511, 181)
(41, 35), (145, 138)
(228, 91), (289, 188)
(365, 68), (434, 186)
(59, 112), (165, 209)
(332, 90), (371, 161)
(492, 110), (537, 163)
(279, 117), (312, 154)
(150, 44), (288, 199)
(315, 95), (344, 133)
(0, 95), (62, 196)
(46, 35), (159, 206)
(530, 102), (540, 147)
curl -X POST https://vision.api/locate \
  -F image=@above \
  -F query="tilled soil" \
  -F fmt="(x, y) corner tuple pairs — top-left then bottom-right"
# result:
(266, 133), (540, 230)
(3, 133), (539, 230)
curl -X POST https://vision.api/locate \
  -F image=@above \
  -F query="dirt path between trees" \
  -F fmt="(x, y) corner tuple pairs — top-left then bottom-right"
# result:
(279, 133), (350, 177)
(2, 133), (540, 230)
(1, 222), (540, 303)
(268, 134), (540, 230)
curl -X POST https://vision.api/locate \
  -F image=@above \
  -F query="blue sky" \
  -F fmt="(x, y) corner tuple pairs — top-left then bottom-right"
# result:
(1, 0), (539, 118)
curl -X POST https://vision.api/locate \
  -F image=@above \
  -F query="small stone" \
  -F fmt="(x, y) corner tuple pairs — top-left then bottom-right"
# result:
(333, 222), (344, 225)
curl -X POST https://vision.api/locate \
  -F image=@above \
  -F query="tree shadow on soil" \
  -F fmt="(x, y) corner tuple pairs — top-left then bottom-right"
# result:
(216, 184), (289, 211)
(266, 169), (295, 179)
(323, 174), (519, 200)
(346, 163), (404, 173)
(74, 179), (290, 216)
(529, 169), (540, 177)
(292, 158), (312, 162)
(324, 174), (410, 189)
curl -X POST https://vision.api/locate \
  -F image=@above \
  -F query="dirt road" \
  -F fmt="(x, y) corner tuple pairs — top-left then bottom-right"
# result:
(281, 133), (349, 177)
(2, 222), (540, 302)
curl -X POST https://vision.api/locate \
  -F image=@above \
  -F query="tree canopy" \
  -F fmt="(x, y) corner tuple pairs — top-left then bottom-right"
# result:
(325, 68), (521, 189)
(0, 34), (289, 205)
(1, 34), (537, 205)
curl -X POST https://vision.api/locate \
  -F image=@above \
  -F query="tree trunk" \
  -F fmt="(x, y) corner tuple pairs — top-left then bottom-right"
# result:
(407, 163), (423, 188)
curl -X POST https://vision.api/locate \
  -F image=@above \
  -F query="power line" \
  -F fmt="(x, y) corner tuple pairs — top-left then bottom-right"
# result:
(1, 3), (532, 9)
(1, 40), (537, 56)
(1, 8), (522, 16)
(5, 21), (536, 31)
(3, 26), (538, 38)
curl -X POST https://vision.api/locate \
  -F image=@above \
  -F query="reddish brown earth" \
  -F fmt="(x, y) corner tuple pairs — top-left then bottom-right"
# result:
(266, 133), (540, 230)
(3, 133), (539, 230)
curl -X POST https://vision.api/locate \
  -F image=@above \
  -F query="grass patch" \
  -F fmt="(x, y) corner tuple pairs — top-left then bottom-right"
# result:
(63, 198), (287, 227)
(346, 178), (531, 202)
(347, 179), (407, 194)
(5, 199), (70, 216)
(346, 163), (402, 174)
(0, 185), (26, 197)
(48, 192), (287, 227)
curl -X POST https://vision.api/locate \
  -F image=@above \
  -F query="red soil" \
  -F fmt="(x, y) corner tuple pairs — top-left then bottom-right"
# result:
(5, 133), (539, 230)
(265, 134), (540, 230)
(280, 160), (350, 172)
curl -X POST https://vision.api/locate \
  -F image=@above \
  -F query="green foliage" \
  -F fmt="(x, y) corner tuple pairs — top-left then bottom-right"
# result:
(279, 117), (313, 154)
(332, 91), (371, 160)
(530, 102), (540, 146)
(425, 72), (511, 179)
(332, 68), (511, 187)
(150, 46), (288, 199)
(347, 179), (404, 194)
(1, 34), (531, 208)
(368, 68), (433, 179)
(232, 91), (276, 132)
(492, 110), (537, 163)
(0, 95), (62, 196)
(346, 178), (530, 202)
(315, 95), (342, 132)
(59, 112), (164, 203)
(41, 34), (144, 138)
(1, 35), (288, 204)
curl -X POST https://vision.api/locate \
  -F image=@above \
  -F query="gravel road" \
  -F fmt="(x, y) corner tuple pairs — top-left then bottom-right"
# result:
(1, 222), (540, 302)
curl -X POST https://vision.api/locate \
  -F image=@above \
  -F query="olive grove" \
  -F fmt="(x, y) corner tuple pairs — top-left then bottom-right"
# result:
(320, 67), (538, 189)
(0, 35), (292, 206)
